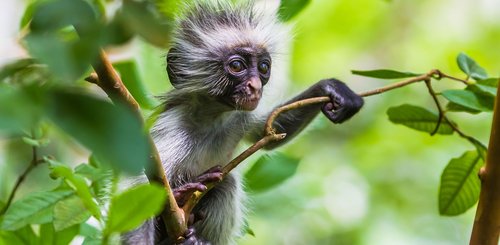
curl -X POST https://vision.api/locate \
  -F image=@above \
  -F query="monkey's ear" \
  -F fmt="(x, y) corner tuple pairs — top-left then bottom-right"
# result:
(166, 47), (183, 89)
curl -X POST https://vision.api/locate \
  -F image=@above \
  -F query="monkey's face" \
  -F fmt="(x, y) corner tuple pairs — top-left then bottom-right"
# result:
(221, 46), (271, 111)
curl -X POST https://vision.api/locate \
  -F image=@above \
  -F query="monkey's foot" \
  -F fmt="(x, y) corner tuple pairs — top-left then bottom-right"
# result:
(173, 166), (223, 206)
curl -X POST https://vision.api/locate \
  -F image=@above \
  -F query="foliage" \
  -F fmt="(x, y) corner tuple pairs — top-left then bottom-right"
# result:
(0, 0), (497, 244)
(0, 0), (309, 244)
(354, 53), (494, 216)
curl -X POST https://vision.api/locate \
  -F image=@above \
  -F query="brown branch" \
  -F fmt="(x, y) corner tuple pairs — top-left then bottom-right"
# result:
(425, 80), (445, 135)
(88, 50), (186, 241)
(470, 78), (500, 245)
(87, 59), (468, 242)
(264, 69), (460, 135)
(182, 69), (465, 220)
(181, 133), (286, 216)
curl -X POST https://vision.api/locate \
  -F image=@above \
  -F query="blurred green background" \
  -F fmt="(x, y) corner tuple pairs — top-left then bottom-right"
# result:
(1, 0), (499, 244)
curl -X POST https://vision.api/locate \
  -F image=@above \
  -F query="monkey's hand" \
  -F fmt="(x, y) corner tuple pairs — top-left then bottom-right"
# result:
(178, 226), (211, 245)
(318, 78), (363, 124)
(173, 165), (223, 207)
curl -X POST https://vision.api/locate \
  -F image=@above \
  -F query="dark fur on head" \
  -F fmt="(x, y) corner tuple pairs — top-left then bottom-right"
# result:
(166, 0), (283, 99)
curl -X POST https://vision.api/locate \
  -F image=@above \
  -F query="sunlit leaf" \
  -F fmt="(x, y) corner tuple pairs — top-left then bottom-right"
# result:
(244, 152), (300, 192)
(105, 184), (166, 234)
(456, 53), (488, 80)
(53, 195), (91, 231)
(80, 223), (101, 245)
(278, 0), (311, 22)
(45, 90), (150, 174)
(114, 61), (158, 109)
(351, 69), (421, 79)
(75, 160), (113, 204)
(439, 151), (483, 216)
(48, 160), (101, 220)
(1, 190), (73, 230)
(441, 89), (493, 112)
(387, 104), (454, 135)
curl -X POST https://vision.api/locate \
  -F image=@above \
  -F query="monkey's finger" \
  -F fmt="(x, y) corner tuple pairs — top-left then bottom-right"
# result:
(197, 172), (223, 184)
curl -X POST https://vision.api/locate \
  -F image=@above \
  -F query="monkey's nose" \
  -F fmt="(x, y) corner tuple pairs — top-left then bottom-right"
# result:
(247, 77), (262, 94)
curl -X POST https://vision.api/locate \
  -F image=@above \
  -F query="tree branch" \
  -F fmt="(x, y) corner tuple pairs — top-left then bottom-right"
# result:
(470, 78), (500, 245)
(182, 69), (465, 220)
(87, 50), (186, 241)
(87, 56), (468, 242)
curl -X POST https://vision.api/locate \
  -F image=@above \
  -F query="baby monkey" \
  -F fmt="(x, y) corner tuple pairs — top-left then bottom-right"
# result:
(123, 1), (363, 244)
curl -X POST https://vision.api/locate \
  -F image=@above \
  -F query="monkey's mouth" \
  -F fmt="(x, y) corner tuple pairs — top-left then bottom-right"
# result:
(236, 94), (261, 111)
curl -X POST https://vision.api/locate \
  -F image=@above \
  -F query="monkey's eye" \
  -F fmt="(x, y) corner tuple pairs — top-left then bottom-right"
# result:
(228, 60), (244, 73)
(258, 62), (270, 74)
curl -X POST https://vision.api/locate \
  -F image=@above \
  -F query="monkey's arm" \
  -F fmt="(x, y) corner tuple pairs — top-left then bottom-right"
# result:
(252, 78), (363, 149)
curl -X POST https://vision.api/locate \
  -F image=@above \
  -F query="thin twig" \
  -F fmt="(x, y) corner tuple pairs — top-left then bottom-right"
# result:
(0, 146), (39, 215)
(425, 80), (445, 135)
(264, 69), (463, 135)
(181, 133), (286, 216)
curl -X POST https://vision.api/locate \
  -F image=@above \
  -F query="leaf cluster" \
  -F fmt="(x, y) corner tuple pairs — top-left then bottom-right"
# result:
(354, 53), (495, 216)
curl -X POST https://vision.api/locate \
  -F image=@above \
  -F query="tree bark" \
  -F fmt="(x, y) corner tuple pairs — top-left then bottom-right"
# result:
(470, 79), (500, 245)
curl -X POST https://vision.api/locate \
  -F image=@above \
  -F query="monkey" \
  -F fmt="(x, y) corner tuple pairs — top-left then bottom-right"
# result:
(122, 1), (363, 244)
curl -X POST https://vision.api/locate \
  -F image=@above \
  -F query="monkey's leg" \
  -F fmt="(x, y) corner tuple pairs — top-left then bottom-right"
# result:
(173, 165), (223, 207)
(190, 173), (244, 245)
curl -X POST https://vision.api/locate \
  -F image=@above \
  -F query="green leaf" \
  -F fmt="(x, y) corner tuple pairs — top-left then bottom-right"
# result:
(22, 136), (50, 147)
(24, 32), (99, 83)
(23, 0), (103, 82)
(120, 0), (173, 48)
(441, 89), (493, 112)
(105, 184), (167, 234)
(352, 69), (421, 79)
(29, 0), (98, 33)
(446, 102), (481, 114)
(0, 84), (47, 133)
(54, 195), (91, 231)
(439, 150), (483, 216)
(244, 153), (300, 193)
(387, 104), (454, 135)
(278, 0), (310, 22)
(45, 90), (150, 174)
(242, 219), (255, 237)
(473, 78), (499, 96)
(48, 161), (101, 220)
(1, 190), (73, 230)
(0, 58), (36, 81)
(80, 223), (101, 245)
(114, 61), (158, 109)
(0, 224), (38, 245)
(39, 223), (80, 245)
(456, 53), (488, 80)
(75, 161), (113, 203)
